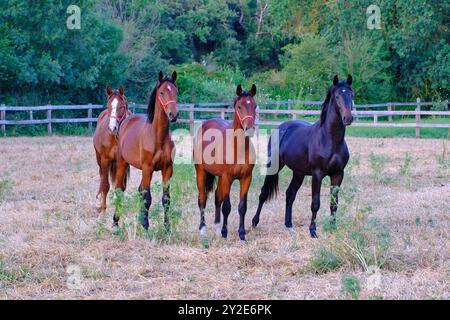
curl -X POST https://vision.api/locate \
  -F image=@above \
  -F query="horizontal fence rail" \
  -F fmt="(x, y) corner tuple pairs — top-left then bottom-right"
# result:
(0, 99), (448, 137)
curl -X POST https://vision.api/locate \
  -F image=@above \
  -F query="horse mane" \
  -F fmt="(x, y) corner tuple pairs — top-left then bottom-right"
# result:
(320, 87), (333, 125)
(147, 77), (177, 123)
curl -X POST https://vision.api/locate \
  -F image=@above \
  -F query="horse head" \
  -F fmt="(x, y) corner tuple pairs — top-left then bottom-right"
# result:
(235, 84), (257, 137)
(106, 85), (128, 134)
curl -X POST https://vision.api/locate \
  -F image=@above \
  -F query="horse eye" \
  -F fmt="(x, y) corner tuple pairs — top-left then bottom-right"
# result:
(160, 91), (164, 95)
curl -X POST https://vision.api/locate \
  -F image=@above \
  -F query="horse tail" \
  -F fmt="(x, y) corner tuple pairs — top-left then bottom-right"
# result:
(262, 170), (279, 202)
(123, 165), (130, 190)
(109, 160), (117, 188)
(261, 129), (285, 201)
(205, 172), (216, 197)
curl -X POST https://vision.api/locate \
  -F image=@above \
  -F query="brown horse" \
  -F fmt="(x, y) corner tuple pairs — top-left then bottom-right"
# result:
(114, 71), (179, 229)
(193, 84), (257, 241)
(93, 85), (131, 213)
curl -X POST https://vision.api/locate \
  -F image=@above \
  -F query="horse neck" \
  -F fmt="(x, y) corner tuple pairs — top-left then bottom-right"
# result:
(153, 102), (170, 146)
(322, 99), (345, 144)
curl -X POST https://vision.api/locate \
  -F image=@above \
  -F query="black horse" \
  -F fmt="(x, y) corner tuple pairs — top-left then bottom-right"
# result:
(252, 75), (354, 238)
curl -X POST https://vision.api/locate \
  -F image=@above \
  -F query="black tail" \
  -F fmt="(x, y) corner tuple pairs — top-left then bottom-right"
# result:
(205, 172), (216, 196)
(262, 172), (279, 202)
(261, 132), (283, 202)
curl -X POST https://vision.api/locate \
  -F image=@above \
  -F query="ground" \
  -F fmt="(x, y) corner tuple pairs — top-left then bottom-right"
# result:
(0, 136), (448, 299)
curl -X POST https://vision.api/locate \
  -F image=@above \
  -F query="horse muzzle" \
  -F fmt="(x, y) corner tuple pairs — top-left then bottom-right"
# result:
(244, 127), (255, 137)
(342, 115), (353, 126)
(168, 111), (178, 123)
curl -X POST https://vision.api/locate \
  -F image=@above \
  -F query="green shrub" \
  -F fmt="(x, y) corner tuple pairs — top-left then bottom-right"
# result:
(341, 275), (361, 300)
(0, 176), (12, 202)
(310, 246), (342, 274)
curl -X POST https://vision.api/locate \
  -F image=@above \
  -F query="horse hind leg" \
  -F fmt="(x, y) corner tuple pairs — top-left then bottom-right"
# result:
(252, 162), (284, 228)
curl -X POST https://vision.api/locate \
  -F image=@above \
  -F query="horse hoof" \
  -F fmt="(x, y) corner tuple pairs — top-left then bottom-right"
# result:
(252, 219), (259, 228)
(221, 230), (228, 239)
(214, 224), (221, 236)
(287, 227), (296, 234)
(309, 230), (318, 238)
(142, 220), (149, 230)
(199, 226), (207, 237)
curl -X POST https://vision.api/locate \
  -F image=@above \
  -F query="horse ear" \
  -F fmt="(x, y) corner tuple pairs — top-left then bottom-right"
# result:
(158, 71), (164, 82)
(333, 75), (339, 86)
(250, 84), (257, 97)
(171, 70), (177, 83)
(118, 85), (124, 96)
(236, 84), (243, 96)
(347, 74), (353, 86)
(106, 85), (113, 96)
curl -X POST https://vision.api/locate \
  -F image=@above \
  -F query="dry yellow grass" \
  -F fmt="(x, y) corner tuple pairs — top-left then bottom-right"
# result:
(0, 136), (448, 299)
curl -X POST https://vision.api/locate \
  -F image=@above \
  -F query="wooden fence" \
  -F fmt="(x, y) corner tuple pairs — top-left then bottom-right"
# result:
(1, 99), (449, 137)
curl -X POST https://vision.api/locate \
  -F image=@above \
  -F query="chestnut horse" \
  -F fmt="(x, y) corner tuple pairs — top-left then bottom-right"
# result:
(93, 85), (131, 212)
(114, 71), (179, 229)
(252, 75), (354, 238)
(193, 84), (257, 241)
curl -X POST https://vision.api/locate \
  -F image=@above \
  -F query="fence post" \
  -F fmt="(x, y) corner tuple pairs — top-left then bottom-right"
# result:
(1, 104), (5, 136)
(189, 105), (194, 136)
(415, 98), (421, 138)
(220, 111), (225, 119)
(387, 103), (392, 122)
(29, 110), (33, 121)
(287, 99), (292, 110)
(88, 103), (93, 131)
(47, 105), (52, 134)
(374, 114), (378, 125)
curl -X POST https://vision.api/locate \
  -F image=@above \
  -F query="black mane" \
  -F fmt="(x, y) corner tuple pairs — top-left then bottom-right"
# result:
(320, 87), (333, 126)
(147, 77), (177, 123)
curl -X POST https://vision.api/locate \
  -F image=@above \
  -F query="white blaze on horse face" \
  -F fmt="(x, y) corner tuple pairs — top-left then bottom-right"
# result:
(167, 85), (172, 92)
(109, 98), (118, 132)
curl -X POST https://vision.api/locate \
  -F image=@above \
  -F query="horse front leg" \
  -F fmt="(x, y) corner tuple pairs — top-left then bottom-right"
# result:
(221, 177), (232, 239)
(139, 164), (154, 230)
(310, 171), (324, 238)
(97, 156), (110, 214)
(238, 175), (252, 241)
(113, 154), (128, 226)
(330, 172), (344, 223)
(214, 177), (223, 235)
(161, 165), (173, 232)
(285, 173), (304, 231)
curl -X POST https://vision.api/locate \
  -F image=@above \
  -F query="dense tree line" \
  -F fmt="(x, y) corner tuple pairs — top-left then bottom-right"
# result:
(0, 0), (448, 106)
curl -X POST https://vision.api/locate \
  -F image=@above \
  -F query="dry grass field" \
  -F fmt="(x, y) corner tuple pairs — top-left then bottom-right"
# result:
(0, 136), (448, 299)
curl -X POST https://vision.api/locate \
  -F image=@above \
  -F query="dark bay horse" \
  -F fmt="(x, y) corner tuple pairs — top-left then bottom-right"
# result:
(114, 71), (179, 229)
(93, 85), (131, 212)
(193, 84), (257, 241)
(252, 75), (354, 238)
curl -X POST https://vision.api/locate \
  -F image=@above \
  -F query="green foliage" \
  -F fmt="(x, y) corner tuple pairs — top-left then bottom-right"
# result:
(1, 0), (448, 109)
(341, 275), (361, 300)
(0, 176), (12, 202)
(369, 153), (391, 185)
(310, 246), (342, 274)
